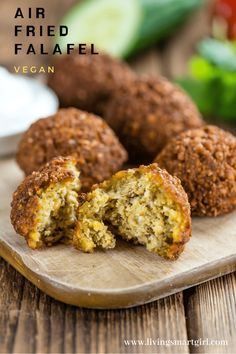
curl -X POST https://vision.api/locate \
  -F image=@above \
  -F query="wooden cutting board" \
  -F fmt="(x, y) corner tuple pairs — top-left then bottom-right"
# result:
(0, 158), (236, 309)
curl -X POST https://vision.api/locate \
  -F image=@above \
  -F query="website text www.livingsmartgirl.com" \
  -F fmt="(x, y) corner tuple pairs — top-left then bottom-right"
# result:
(123, 337), (228, 348)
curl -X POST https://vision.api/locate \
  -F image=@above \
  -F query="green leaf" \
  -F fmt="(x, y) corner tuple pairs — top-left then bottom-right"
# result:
(177, 73), (236, 121)
(197, 38), (236, 72)
(177, 78), (215, 116)
(178, 39), (236, 120)
(190, 56), (216, 80)
(217, 71), (236, 119)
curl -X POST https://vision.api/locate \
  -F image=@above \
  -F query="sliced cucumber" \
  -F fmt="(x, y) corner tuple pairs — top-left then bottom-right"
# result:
(57, 0), (203, 58)
(58, 0), (141, 57)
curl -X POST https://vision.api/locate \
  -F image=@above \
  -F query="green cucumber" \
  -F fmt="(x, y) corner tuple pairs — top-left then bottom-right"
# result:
(58, 0), (141, 58)
(58, 0), (203, 58)
(132, 0), (203, 54)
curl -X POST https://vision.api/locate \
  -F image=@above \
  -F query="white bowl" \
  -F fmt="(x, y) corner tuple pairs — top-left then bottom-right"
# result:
(0, 68), (59, 156)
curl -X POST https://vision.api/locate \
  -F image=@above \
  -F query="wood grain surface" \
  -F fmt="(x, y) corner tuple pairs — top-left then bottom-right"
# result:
(0, 257), (235, 353)
(0, 158), (236, 310)
(185, 274), (236, 353)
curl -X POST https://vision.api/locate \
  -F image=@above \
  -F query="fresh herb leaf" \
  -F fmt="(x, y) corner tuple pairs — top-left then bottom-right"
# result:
(177, 78), (216, 116)
(197, 38), (236, 72)
(178, 72), (236, 120)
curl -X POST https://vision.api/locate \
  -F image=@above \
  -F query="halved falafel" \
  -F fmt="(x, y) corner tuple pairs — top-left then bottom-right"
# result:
(11, 157), (82, 249)
(48, 52), (135, 114)
(103, 77), (204, 161)
(17, 108), (128, 190)
(73, 164), (191, 260)
(155, 125), (236, 216)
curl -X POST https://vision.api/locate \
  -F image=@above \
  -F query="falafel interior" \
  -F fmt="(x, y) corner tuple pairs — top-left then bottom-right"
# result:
(73, 165), (191, 259)
(33, 167), (80, 248)
(11, 157), (81, 249)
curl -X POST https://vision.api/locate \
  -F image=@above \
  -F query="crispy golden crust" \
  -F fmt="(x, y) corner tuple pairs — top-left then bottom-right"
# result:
(103, 77), (204, 161)
(155, 125), (236, 216)
(48, 52), (135, 114)
(11, 157), (78, 244)
(75, 164), (191, 259)
(17, 108), (128, 190)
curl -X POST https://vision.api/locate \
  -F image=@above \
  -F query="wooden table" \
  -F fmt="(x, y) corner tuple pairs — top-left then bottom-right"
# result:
(0, 258), (235, 353)
(0, 0), (236, 353)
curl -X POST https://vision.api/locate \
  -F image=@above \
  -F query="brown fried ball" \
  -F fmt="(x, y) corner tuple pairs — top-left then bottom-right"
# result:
(73, 164), (191, 260)
(11, 157), (82, 249)
(17, 108), (128, 190)
(155, 125), (236, 216)
(103, 77), (204, 162)
(48, 52), (135, 114)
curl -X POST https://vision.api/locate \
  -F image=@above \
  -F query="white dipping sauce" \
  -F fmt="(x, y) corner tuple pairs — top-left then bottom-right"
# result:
(0, 67), (58, 155)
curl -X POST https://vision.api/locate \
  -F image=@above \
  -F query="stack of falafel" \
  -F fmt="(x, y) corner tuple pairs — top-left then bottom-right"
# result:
(11, 51), (236, 260)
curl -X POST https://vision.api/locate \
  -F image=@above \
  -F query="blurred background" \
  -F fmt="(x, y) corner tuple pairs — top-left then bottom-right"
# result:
(1, 0), (236, 137)
(0, 0), (211, 76)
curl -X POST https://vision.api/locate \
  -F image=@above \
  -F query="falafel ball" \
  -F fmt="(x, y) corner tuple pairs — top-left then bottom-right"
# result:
(48, 52), (135, 114)
(73, 164), (191, 260)
(103, 77), (204, 162)
(11, 157), (82, 249)
(17, 108), (128, 190)
(155, 125), (236, 216)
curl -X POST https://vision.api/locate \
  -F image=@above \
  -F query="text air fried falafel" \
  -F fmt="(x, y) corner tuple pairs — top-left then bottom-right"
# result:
(73, 164), (191, 260)
(103, 77), (204, 161)
(48, 52), (135, 114)
(155, 125), (236, 216)
(11, 157), (82, 249)
(17, 108), (128, 190)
